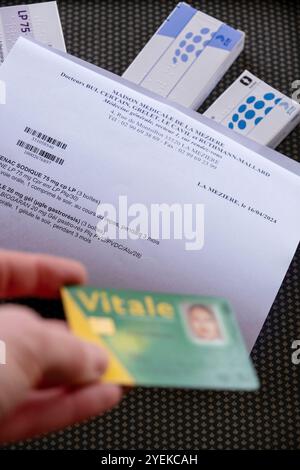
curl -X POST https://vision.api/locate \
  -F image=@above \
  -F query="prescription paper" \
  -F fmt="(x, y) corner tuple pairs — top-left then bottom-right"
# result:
(0, 38), (299, 351)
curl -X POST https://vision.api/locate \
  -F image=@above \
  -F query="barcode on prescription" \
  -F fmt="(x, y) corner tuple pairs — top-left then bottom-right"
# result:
(24, 126), (68, 150)
(16, 140), (64, 166)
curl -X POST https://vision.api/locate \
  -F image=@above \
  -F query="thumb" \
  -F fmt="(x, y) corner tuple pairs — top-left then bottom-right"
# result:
(0, 305), (108, 418)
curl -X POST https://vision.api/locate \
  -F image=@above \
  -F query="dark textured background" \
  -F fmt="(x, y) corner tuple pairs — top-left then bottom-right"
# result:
(1, 0), (300, 450)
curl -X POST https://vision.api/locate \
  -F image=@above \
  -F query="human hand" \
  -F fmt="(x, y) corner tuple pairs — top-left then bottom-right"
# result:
(0, 250), (122, 443)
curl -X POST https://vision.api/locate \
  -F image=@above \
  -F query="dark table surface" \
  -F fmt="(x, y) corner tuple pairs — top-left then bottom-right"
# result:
(1, 0), (300, 450)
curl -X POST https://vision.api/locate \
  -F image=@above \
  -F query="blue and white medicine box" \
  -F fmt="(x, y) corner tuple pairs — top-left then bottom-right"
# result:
(204, 70), (300, 148)
(123, 2), (245, 110)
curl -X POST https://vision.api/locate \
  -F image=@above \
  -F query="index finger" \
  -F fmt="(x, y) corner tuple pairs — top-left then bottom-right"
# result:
(0, 250), (87, 299)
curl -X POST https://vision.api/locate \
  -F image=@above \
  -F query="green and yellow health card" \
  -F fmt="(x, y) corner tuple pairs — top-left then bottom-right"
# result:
(61, 287), (259, 391)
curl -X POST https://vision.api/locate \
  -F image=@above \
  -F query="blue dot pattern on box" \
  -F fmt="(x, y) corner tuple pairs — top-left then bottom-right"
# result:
(227, 93), (282, 131)
(172, 28), (215, 64)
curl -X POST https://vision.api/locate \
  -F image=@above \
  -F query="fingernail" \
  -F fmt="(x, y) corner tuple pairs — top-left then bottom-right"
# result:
(87, 343), (109, 374)
(102, 384), (123, 406)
